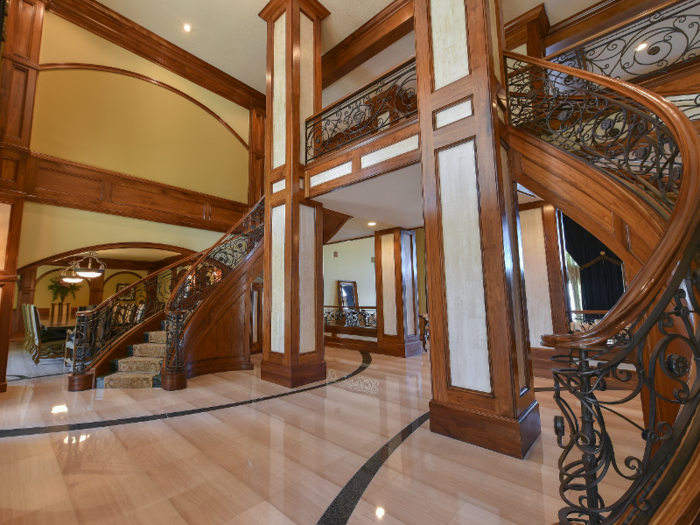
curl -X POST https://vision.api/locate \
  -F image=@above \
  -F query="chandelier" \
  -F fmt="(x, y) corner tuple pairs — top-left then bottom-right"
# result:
(59, 252), (106, 284)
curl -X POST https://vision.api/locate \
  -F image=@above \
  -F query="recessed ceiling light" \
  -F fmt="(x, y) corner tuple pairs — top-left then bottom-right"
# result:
(636, 42), (647, 52)
(368, 222), (377, 226)
(183, 23), (192, 32)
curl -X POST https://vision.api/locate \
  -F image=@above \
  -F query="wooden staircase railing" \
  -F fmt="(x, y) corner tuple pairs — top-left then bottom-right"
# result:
(162, 197), (265, 390)
(505, 51), (700, 524)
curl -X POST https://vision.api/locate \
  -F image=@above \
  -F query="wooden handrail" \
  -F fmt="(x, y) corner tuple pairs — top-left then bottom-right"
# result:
(503, 51), (700, 349)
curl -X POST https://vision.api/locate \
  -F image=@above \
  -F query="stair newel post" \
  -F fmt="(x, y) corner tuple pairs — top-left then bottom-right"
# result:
(162, 310), (187, 391)
(414, 0), (540, 457)
(67, 311), (95, 391)
(258, 0), (330, 387)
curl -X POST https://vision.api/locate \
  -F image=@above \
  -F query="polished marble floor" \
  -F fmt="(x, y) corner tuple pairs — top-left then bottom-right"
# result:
(0, 346), (643, 525)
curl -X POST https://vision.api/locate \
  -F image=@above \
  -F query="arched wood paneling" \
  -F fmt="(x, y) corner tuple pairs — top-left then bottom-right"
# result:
(102, 271), (143, 287)
(40, 64), (249, 149)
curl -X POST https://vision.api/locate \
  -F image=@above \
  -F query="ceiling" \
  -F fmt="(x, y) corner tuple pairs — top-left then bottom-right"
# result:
(503, 0), (601, 26)
(98, 0), (396, 94)
(313, 164), (424, 243)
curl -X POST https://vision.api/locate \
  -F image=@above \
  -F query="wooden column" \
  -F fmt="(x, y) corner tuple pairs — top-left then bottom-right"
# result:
(0, 193), (25, 393)
(541, 205), (569, 334)
(415, 0), (540, 458)
(375, 228), (421, 357)
(248, 108), (267, 205)
(259, 0), (329, 387)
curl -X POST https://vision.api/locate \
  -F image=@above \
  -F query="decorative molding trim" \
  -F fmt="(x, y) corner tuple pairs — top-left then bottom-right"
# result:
(321, 0), (414, 88)
(40, 63), (249, 148)
(45, 0), (265, 110)
(504, 4), (549, 52)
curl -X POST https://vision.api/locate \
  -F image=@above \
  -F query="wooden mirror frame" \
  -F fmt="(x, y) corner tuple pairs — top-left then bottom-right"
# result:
(337, 280), (359, 307)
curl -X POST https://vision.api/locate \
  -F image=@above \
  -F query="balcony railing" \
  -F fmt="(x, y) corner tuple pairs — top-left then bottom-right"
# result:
(305, 57), (417, 163)
(323, 306), (377, 329)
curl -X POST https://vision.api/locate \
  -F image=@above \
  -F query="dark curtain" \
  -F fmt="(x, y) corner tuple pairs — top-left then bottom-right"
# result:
(563, 216), (625, 311)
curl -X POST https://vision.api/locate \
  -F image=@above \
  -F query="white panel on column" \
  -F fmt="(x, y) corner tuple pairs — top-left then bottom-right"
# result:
(431, 0), (470, 90)
(271, 205), (286, 353)
(402, 232), (416, 336)
(381, 234), (397, 336)
(299, 204), (316, 353)
(438, 141), (491, 393)
(520, 209), (554, 348)
(300, 14), (314, 165)
(273, 14), (286, 169)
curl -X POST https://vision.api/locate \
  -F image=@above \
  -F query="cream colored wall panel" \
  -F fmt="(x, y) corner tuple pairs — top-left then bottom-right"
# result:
(299, 204), (316, 354)
(381, 233), (397, 336)
(360, 135), (419, 169)
(430, 0), (470, 90)
(513, 43), (527, 55)
(300, 14), (314, 165)
(438, 141), (491, 393)
(322, 237), (376, 305)
(435, 100), (473, 129)
(520, 208), (554, 348)
(18, 202), (221, 268)
(31, 70), (248, 202)
(0, 203), (12, 271)
(402, 232), (416, 336)
(272, 179), (286, 193)
(271, 205), (286, 354)
(39, 12), (250, 143)
(273, 14), (287, 170)
(310, 162), (353, 187)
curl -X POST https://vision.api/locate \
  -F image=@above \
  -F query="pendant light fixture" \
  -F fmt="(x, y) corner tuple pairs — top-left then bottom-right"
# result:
(58, 251), (106, 283)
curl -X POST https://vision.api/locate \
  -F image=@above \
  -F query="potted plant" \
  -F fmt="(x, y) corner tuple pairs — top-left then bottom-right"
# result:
(48, 278), (81, 324)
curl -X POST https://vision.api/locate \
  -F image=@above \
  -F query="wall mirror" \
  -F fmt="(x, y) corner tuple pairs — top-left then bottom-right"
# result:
(338, 280), (359, 307)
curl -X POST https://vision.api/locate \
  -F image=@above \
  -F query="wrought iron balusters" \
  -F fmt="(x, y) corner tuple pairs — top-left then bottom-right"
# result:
(323, 306), (377, 328)
(305, 58), (417, 163)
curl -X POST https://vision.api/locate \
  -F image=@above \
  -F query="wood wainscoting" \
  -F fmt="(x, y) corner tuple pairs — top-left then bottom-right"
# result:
(324, 325), (378, 353)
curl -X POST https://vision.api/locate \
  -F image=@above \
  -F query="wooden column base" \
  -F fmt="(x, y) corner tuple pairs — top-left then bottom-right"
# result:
(260, 360), (327, 388)
(0, 381), (6, 393)
(161, 372), (187, 391)
(429, 399), (541, 459)
(67, 373), (95, 392)
(377, 339), (423, 358)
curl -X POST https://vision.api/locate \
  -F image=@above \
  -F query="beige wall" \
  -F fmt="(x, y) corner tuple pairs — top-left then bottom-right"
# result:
(18, 202), (222, 268)
(33, 13), (250, 203)
(323, 237), (376, 306)
(102, 270), (148, 302)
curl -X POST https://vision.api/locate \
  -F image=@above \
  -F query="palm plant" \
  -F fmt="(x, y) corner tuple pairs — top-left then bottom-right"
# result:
(48, 278), (81, 303)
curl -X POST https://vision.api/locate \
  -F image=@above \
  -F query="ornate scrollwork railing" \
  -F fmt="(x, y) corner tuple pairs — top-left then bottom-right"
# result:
(305, 57), (417, 163)
(549, 0), (700, 84)
(667, 92), (700, 122)
(506, 54), (681, 216)
(505, 52), (700, 524)
(323, 306), (377, 328)
(72, 255), (197, 374)
(164, 197), (265, 375)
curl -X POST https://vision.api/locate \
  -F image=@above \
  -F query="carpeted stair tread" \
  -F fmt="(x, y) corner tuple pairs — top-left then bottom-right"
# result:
(118, 356), (162, 373)
(132, 343), (166, 358)
(103, 372), (159, 389)
(144, 331), (167, 344)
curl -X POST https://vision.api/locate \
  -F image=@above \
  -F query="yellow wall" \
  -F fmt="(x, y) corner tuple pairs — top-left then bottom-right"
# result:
(102, 270), (148, 302)
(40, 12), (250, 143)
(323, 237), (376, 306)
(32, 70), (249, 202)
(18, 202), (222, 268)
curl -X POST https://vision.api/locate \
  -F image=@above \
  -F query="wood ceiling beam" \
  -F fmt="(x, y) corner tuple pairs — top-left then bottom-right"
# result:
(46, 0), (266, 110)
(321, 0), (414, 89)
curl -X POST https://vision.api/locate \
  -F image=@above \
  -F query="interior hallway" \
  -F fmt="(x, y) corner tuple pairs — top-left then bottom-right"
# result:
(0, 347), (641, 525)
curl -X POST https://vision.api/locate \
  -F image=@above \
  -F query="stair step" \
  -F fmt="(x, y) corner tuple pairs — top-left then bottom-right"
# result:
(144, 331), (167, 344)
(118, 357), (162, 373)
(132, 343), (166, 358)
(104, 372), (159, 389)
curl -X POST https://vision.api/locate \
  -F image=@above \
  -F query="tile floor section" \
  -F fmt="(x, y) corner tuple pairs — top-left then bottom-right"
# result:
(0, 346), (644, 524)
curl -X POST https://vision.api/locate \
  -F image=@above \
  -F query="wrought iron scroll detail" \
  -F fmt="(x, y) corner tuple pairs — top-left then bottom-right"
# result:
(72, 262), (193, 374)
(164, 198), (265, 375)
(549, 0), (700, 84)
(506, 56), (682, 215)
(305, 58), (417, 163)
(323, 306), (377, 328)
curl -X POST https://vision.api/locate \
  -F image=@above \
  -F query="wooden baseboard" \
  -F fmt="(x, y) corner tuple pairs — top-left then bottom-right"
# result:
(0, 381), (6, 393)
(186, 356), (254, 378)
(378, 338), (422, 358)
(67, 372), (95, 392)
(260, 360), (327, 388)
(429, 400), (541, 459)
(161, 372), (187, 391)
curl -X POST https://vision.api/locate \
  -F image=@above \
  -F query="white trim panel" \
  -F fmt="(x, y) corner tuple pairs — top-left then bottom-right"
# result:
(310, 161), (353, 187)
(360, 135), (419, 169)
(271, 204), (286, 353)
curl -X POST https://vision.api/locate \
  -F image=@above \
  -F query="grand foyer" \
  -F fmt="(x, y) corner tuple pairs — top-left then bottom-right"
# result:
(1, 0), (699, 523)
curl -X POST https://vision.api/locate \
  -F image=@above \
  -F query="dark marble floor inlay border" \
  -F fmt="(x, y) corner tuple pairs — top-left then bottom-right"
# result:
(317, 411), (431, 525)
(0, 351), (372, 439)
